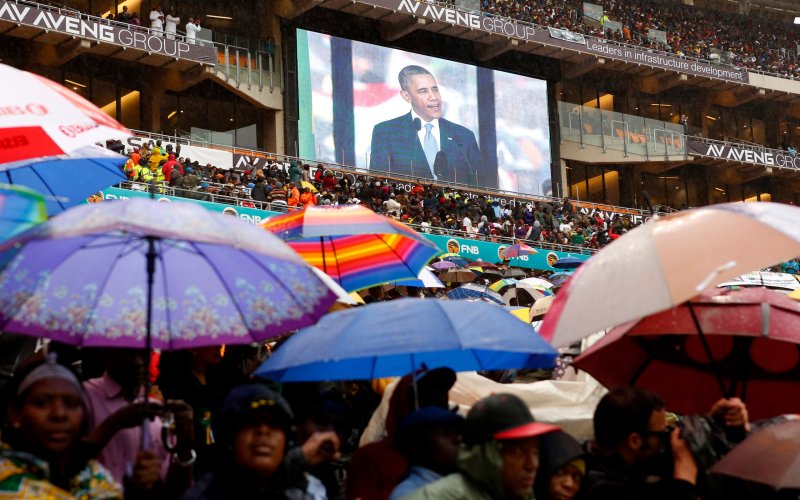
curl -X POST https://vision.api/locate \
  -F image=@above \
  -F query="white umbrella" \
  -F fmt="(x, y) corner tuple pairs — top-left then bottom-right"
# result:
(540, 202), (800, 348)
(0, 63), (131, 164)
(518, 277), (554, 289)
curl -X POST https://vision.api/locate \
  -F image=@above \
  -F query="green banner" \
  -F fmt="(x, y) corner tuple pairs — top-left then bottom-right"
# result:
(424, 234), (589, 270)
(99, 187), (282, 224)
(99, 188), (590, 270)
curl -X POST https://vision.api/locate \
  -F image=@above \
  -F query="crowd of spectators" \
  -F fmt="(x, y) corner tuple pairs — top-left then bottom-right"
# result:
(121, 146), (638, 251)
(482, 0), (800, 79)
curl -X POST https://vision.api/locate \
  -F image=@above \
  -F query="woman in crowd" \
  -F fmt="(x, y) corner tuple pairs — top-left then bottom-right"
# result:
(533, 431), (585, 500)
(0, 354), (123, 498)
(182, 383), (339, 500)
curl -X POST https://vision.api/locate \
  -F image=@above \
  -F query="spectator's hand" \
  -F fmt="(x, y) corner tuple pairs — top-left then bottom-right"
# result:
(709, 397), (750, 431)
(164, 400), (194, 452)
(129, 450), (162, 492)
(301, 431), (341, 466)
(670, 427), (698, 485)
(108, 402), (163, 430)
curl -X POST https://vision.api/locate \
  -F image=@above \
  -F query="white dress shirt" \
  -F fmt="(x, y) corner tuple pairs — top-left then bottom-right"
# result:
(411, 109), (441, 154)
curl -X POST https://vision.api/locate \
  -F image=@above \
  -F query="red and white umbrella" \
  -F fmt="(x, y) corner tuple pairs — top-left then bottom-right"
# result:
(0, 63), (131, 164)
(540, 202), (800, 348)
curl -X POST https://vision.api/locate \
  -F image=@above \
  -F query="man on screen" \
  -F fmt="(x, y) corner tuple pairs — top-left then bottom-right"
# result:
(370, 65), (486, 186)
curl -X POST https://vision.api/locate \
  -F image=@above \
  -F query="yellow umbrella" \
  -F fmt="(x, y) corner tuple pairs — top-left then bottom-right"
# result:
(508, 307), (531, 323)
(788, 288), (800, 301)
(300, 181), (318, 193)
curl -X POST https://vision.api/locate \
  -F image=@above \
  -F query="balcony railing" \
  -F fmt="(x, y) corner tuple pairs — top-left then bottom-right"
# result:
(558, 101), (686, 159)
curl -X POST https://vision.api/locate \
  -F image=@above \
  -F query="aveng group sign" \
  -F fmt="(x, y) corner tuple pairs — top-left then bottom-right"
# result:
(0, 1), (216, 63)
(359, 0), (749, 84)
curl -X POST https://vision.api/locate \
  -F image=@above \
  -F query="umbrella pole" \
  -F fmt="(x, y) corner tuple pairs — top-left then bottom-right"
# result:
(687, 302), (731, 399)
(411, 353), (419, 410)
(140, 235), (157, 451)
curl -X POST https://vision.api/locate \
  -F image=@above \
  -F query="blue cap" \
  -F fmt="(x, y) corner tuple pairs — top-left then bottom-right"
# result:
(397, 407), (464, 436)
(248, 183), (256, 189)
(185, 167), (194, 173)
(200, 182), (209, 188)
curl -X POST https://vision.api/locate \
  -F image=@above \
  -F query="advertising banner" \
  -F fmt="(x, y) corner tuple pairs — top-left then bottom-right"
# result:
(356, 0), (749, 84)
(424, 234), (590, 270)
(687, 139), (800, 171)
(582, 2), (604, 22)
(99, 187), (280, 224)
(0, 1), (216, 63)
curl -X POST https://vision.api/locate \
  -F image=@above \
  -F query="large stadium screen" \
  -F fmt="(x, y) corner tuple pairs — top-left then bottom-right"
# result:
(296, 29), (552, 196)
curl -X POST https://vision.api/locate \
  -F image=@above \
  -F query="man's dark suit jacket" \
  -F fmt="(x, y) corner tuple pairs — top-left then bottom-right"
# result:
(369, 112), (491, 187)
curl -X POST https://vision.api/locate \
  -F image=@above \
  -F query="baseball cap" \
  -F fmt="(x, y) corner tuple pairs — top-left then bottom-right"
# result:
(462, 393), (560, 446)
(397, 407), (464, 437)
(221, 383), (294, 434)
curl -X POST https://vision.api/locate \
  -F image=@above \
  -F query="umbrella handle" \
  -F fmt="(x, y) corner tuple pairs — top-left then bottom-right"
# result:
(687, 303), (732, 399)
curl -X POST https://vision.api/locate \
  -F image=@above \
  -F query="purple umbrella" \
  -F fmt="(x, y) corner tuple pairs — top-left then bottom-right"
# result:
(0, 198), (338, 350)
(431, 261), (458, 271)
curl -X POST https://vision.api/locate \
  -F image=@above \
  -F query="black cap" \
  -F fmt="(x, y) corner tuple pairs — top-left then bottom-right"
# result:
(397, 407), (464, 437)
(221, 383), (294, 434)
(462, 393), (560, 446)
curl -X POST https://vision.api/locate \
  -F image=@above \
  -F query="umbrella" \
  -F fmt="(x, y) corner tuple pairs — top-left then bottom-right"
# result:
(552, 256), (584, 269)
(518, 277), (554, 289)
(502, 286), (548, 307)
(503, 268), (528, 278)
(300, 181), (318, 193)
(572, 287), (800, 419)
(489, 278), (518, 292)
(529, 296), (555, 321)
(0, 62), (131, 164)
(437, 268), (477, 283)
(502, 243), (539, 258)
(254, 298), (558, 382)
(541, 202), (800, 348)
(0, 184), (47, 241)
(710, 419), (800, 489)
(474, 261), (499, 269)
(506, 306), (532, 323)
(0, 198), (338, 349)
(439, 254), (471, 267)
(390, 268), (445, 288)
(1, 145), (128, 214)
(547, 273), (572, 288)
(447, 283), (505, 305)
(431, 261), (458, 271)
(262, 205), (440, 292)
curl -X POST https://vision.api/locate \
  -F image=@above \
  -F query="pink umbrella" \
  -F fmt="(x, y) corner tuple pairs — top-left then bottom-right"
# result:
(0, 63), (131, 164)
(541, 202), (800, 348)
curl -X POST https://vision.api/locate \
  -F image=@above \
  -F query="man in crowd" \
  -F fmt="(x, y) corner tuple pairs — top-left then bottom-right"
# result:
(185, 17), (202, 44)
(390, 407), (464, 499)
(164, 8), (180, 40)
(580, 386), (698, 499)
(149, 4), (164, 35)
(405, 393), (560, 499)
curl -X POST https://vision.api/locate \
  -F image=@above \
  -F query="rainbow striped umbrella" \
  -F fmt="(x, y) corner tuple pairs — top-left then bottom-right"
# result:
(0, 184), (47, 241)
(262, 205), (440, 292)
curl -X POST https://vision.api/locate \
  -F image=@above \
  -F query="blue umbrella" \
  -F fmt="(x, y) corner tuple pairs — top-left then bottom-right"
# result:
(255, 298), (557, 382)
(0, 145), (128, 214)
(548, 272), (572, 287)
(553, 256), (584, 270)
(447, 283), (505, 305)
(440, 255), (470, 267)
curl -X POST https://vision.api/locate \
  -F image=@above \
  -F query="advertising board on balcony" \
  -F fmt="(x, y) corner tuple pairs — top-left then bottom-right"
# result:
(357, 0), (749, 84)
(0, 0), (216, 63)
